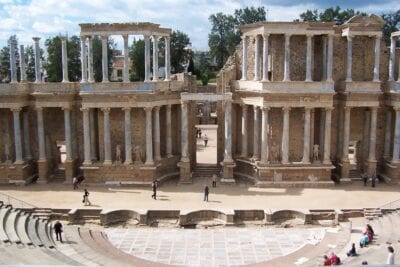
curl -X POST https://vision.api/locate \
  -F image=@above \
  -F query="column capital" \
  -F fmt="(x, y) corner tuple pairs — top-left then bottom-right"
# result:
(393, 106), (400, 112)
(122, 34), (129, 40)
(101, 107), (110, 113)
(282, 106), (291, 112)
(304, 107), (312, 112)
(262, 33), (270, 39)
(370, 106), (378, 112)
(80, 35), (87, 41)
(344, 106), (352, 111)
(346, 35), (353, 41)
(61, 107), (71, 111)
(164, 36), (171, 41)
(122, 107), (131, 112)
(154, 106), (160, 112)
(35, 107), (44, 112)
(166, 104), (172, 109)
(375, 35), (381, 40)
(144, 34), (150, 40)
(241, 35), (248, 41)
(60, 36), (68, 42)
(285, 34), (292, 39)
(253, 105), (260, 111)
(240, 103), (247, 109)
(11, 107), (22, 113)
(306, 34), (314, 38)
(144, 106), (153, 112)
(101, 34), (108, 40)
(262, 106), (270, 111)
(180, 101), (188, 107)
(80, 107), (90, 112)
(32, 37), (41, 42)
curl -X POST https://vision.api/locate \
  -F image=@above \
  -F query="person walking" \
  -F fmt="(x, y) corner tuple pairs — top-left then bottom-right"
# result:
(204, 134), (208, 147)
(212, 174), (217, 188)
(387, 246), (395, 265)
(83, 188), (91, 206)
(151, 180), (157, 200)
(73, 176), (78, 190)
(54, 221), (63, 242)
(204, 185), (209, 202)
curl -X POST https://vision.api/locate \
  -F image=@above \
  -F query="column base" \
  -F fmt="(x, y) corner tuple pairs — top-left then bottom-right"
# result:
(340, 159), (350, 178)
(177, 161), (191, 184)
(83, 160), (92, 165)
(366, 160), (378, 177)
(64, 159), (76, 182)
(37, 159), (49, 184)
(323, 159), (332, 165)
(124, 160), (133, 165)
(145, 160), (154, 166)
(221, 160), (236, 183)
(103, 160), (112, 165)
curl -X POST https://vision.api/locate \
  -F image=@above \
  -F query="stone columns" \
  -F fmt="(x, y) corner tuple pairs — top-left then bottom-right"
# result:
(322, 36), (327, 81)
(305, 35), (313, 82)
(180, 102), (189, 162)
(165, 36), (171, 81)
(342, 107), (351, 161)
(37, 107), (46, 160)
(262, 34), (269, 82)
(323, 108), (333, 164)
(23, 110), (31, 160)
(144, 35), (150, 82)
(80, 36), (88, 82)
(373, 36), (381, 82)
(253, 106), (260, 159)
(261, 107), (269, 163)
(281, 107), (290, 164)
(224, 100), (233, 162)
(166, 104), (172, 157)
(87, 37), (94, 82)
(389, 37), (396, 81)
(384, 110), (392, 158)
(154, 106), (161, 161)
(302, 108), (311, 164)
(283, 34), (291, 81)
(393, 108), (400, 162)
(254, 35), (260, 81)
(9, 39), (17, 83)
(63, 108), (72, 161)
(89, 109), (97, 161)
(60, 36), (69, 83)
(12, 108), (22, 163)
(368, 107), (378, 161)
(241, 104), (248, 157)
(101, 35), (109, 82)
(122, 34), (129, 83)
(82, 108), (91, 165)
(346, 36), (353, 82)
(241, 36), (248, 80)
(102, 108), (111, 164)
(145, 107), (154, 165)
(20, 45), (27, 82)
(152, 35), (159, 81)
(123, 108), (132, 164)
(33, 37), (41, 83)
(327, 34), (334, 82)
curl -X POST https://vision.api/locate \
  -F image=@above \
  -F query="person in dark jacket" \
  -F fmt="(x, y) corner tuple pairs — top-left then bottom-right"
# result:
(54, 221), (63, 242)
(204, 185), (209, 202)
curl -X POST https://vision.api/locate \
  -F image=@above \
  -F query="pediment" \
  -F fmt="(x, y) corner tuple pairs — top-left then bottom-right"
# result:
(345, 14), (385, 26)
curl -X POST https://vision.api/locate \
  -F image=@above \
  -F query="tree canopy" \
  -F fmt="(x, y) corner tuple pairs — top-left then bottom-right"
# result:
(170, 30), (191, 73)
(0, 35), (19, 82)
(298, 6), (366, 24)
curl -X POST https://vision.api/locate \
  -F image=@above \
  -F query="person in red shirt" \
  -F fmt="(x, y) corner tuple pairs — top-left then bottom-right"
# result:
(323, 255), (331, 266)
(330, 252), (339, 265)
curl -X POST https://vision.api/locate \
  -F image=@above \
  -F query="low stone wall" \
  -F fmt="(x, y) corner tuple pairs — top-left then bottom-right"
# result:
(179, 210), (229, 226)
(100, 209), (142, 225)
(271, 209), (312, 224)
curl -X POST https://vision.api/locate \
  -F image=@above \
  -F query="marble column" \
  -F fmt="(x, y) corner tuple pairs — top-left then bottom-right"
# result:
(145, 107), (154, 165)
(23, 110), (31, 160)
(342, 107), (351, 161)
(9, 39), (17, 83)
(89, 109), (97, 161)
(63, 108), (72, 161)
(165, 36), (171, 81)
(261, 107), (269, 163)
(254, 35), (260, 81)
(224, 100), (233, 162)
(369, 107), (378, 161)
(87, 36), (94, 82)
(154, 106), (161, 161)
(241, 104), (248, 157)
(283, 34), (291, 81)
(393, 108), (400, 162)
(346, 36), (353, 82)
(37, 107), (46, 160)
(80, 36), (88, 82)
(60, 36), (69, 83)
(373, 36), (381, 82)
(305, 35), (313, 82)
(384, 110), (392, 158)
(123, 34), (129, 83)
(241, 36), (248, 80)
(281, 107), (290, 164)
(322, 36), (327, 81)
(181, 102), (189, 162)
(12, 108), (22, 163)
(101, 35), (109, 82)
(302, 108), (311, 164)
(20, 45), (27, 82)
(253, 106), (260, 159)
(166, 104), (172, 157)
(363, 109), (370, 158)
(327, 34), (334, 82)
(33, 37), (41, 83)
(323, 108), (333, 164)
(102, 108), (111, 164)
(82, 108), (91, 164)
(262, 34), (269, 82)
(389, 37), (396, 81)
(144, 35), (150, 82)
(124, 108), (132, 164)
(152, 35), (159, 81)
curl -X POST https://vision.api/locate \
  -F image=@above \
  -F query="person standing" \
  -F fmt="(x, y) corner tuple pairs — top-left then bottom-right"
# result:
(73, 176), (78, 190)
(204, 134), (208, 147)
(387, 246), (395, 265)
(54, 221), (63, 242)
(212, 174), (217, 188)
(371, 169), (377, 188)
(362, 172), (368, 186)
(83, 189), (91, 206)
(152, 180), (157, 200)
(204, 185), (209, 202)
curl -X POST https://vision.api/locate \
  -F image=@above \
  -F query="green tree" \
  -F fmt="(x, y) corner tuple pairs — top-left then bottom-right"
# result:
(382, 10), (400, 45)
(92, 36), (115, 82)
(24, 45), (37, 82)
(44, 36), (62, 82)
(170, 30), (191, 73)
(67, 36), (81, 81)
(0, 35), (19, 82)
(298, 6), (365, 24)
(129, 38), (145, 81)
(234, 6), (266, 25)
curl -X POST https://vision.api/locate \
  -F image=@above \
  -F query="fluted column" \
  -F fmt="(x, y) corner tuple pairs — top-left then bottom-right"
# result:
(82, 108), (91, 164)
(283, 34), (291, 81)
(166, 104), (172, 157)
(261, 107), (269, 163)
(305, 35), (313, 82)
(59, 36), (69, 82)
(89, 109), (97, 161)
(302, 108), (311, 164)
(373, 36), (381, 82)
(20, 45), (27, 82)
(393, 108), (400, 162)
(254, 35), (260, 81)
(224, 100), (233, 162)
(241, 104), (248, 157)
(346, 36), (353, 82)
(342, 107), (351, 161)
(253, 106), (260, 159)
(389, 37), (396, 81)
(144, 35), (150, 82)
(124, 108), (132, 164)
(9, 39), (17, 83)
(241, 36), (248, 80)
(63, 108), (72, 161)
(152, 35), (159, 81)
(281, 107), (290, 164)
(181, 102), (189, 162)
(33, 37), (41, 83)
(12, 108), (22, 163)
(369, 107), (378, 161)
(101, 35), (109, 82)
(261, 34), (269, 82)
(123, 34), (129, 83)
(37, 107), (46, 160)
(87, 36), (94, 82)
(80, 36), (88, 82)
(23, 110), (31, 160)
(165, 36), (171, 81)
(323, 108), (333, 164)
(102, 108), (111, 164)
(145, 107), (154, 164)
(384, 110), (392, 158)
(154, 106), (161, 161)
(322, 36), (327, 81)
(327, 34), (334, 82)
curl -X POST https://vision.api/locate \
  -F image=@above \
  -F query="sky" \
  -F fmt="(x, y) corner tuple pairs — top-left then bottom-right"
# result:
(0, 0), (399, 51)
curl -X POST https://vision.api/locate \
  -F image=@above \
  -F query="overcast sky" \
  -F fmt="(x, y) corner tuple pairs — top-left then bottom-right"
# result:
(0, 0), (398, 51)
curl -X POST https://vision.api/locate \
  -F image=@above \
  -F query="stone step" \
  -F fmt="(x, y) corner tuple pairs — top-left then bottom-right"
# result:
(15, 213), (32, 245)
(37, 220), (54, 248)
(27, 217), (44, 247)
(0, 207), (11, 242)
(5, 209), (21, 243)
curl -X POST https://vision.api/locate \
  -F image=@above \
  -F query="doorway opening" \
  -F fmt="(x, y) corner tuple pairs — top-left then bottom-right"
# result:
(195, 124), (218, 164)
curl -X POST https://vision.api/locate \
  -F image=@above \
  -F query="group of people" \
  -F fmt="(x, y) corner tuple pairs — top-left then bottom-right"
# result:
(323, 252), (341, 265)
(362, 170), (378, 188)
(195, 128), (208, 147)
(359, 224), (374, 248)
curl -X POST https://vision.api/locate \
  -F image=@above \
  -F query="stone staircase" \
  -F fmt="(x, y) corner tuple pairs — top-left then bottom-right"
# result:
(364, 208), (383, 220)
(51, 167), (66, 182)
(349, 168), (362, 180)
(192, 164), (220, 179)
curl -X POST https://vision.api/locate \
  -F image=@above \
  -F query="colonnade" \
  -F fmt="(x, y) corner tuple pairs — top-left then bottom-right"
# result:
(389, 33), (400, 82)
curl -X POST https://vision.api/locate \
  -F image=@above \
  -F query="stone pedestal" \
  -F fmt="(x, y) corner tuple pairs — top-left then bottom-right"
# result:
(340, 160), (350, 179)
(221, 161), (236, 184)
(37, 159), (49, 184)
(366, 160), (377, 177)
(64, 159), (76, 183)
(178, 161), (192, 184)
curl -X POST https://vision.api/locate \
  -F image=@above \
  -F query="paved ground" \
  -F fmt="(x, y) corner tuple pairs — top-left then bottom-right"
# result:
(195, 125), (217, 164)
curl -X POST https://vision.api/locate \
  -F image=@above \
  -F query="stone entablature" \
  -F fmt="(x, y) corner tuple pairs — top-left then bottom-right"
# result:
(239, 21), (336, 36)
(79, 22), (171, 37)
(231, 81), (334, 93)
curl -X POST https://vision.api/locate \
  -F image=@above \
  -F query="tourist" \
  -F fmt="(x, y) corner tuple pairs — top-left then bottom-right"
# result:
(212, 174), (217, 188)
(54, 221), (63, 242)
(347, 243), (357, 257)
(329, 252), (340, 265)
(361, 260), (368, 265)
(360, 233), (369, 248)
(83, 189), (91, 206)
(204, 185), (209, 202)
(323, 255), (331, 266)
(364, 224), (374, 242)
(371, 170), (377, 188)
(387, 246), (395, 265)
(152, 180), (157, 200)
(72, 176), (78, 190)
(199, 129), (202, 139)
(204, 134), (208, 147)
(362, 172), (368, 186)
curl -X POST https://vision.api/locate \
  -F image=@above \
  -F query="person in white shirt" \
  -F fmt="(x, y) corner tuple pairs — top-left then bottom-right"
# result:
(387, 246), (395, 265)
